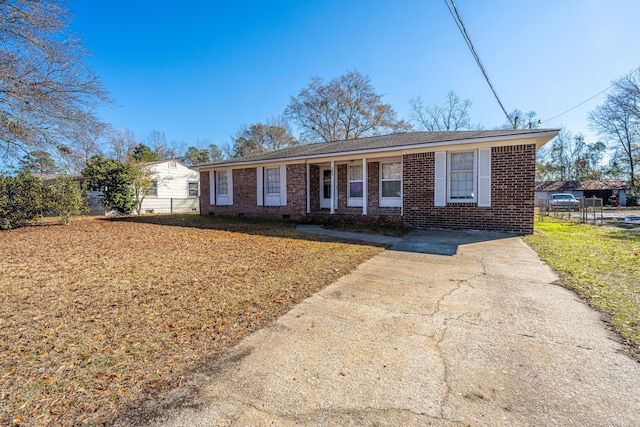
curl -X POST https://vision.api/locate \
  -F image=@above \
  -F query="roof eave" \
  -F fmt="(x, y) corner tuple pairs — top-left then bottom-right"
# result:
(197, 130), (558, 170)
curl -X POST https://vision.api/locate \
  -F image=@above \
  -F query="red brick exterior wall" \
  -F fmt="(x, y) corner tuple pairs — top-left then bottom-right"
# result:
(309, 164), (320, 212)
(200, 143), (536, 233)
(402, 144), (536, 233)
(200, 164), (307, 220)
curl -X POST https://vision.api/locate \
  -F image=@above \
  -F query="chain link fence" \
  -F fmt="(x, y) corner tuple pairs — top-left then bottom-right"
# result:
(537, 197), (604, 225)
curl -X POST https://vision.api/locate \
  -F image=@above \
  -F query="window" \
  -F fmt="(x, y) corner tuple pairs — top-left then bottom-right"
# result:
(380, 162), (401, 207)
(265, 167), (280, 195)
(348, 165), (363, 206)
(211, 170), (232, 205)
(147, 180), (158, 197)
(216, 171), (228, 196)
(188, 182), (198, 197)
(169, 160), (177, 168)
(448, 152), (475, 201)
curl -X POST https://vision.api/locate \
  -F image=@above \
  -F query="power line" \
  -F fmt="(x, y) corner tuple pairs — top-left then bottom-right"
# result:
(444, 0), (513, 127)
(540, 66), (640, 124)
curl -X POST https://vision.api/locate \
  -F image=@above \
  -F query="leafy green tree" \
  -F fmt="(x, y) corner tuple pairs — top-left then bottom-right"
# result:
(19, 150), (56, 174)
(231, 121), (297, 157)
(183, 146), (211, 166)
(285, 70), (409, 143)
(0, 171), (47, 229)
(46, 176), (88, 224)
(130, 144), (159, 162)
(209, 144), (223, 162)
(82, 155), (135, 215)
(129, 162), (155, 215)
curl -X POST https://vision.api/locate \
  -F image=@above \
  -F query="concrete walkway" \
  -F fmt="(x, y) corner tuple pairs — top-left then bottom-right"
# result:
(125, 229), (640, 426)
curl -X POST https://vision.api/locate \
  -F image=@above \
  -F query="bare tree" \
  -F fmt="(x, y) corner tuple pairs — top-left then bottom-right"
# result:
(501, 109), (540, 129)
(0, 0), (110, 159)
(409, 91), (473, 131)
(589, 70), (640, 189)
(285, 70), (409, 143)
(147, 130), (172, 159)
(108, 128), (137, 162)
(536, 127), (605, 181)
(68, 121), (107, 172)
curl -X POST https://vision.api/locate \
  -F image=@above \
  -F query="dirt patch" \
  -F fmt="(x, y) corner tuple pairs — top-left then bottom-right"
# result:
(0, 215), (384, 425)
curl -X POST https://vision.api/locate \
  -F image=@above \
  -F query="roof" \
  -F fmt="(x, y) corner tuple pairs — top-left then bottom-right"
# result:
(198, 129), (558, 168)
(140, 159), (193, 168)
(535, 180), (629, 192)
(31, 173), (85, 182)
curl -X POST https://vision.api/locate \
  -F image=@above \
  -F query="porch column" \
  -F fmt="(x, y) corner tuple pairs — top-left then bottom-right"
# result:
(330, 160), (335, 214)
(362, 158), (368, 215)
(306, 162), (310, 213)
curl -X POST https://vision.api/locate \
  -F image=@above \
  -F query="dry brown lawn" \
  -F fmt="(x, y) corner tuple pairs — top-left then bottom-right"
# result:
(0, 215), (384, 425)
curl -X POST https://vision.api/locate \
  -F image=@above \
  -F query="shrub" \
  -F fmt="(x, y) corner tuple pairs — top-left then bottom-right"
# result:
(47, 176), (89, 224)
(0, 172), (47, 230)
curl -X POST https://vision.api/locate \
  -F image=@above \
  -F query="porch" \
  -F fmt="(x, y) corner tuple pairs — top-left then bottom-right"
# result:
(304, 158), (403, 218)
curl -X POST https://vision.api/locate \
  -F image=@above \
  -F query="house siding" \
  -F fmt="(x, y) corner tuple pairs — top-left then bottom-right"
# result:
(141, 162), (200, 214)
(402, 144), (536, 233)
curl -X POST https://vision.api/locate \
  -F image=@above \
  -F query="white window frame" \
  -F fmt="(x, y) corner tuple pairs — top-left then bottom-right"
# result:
(264, 167), (280, 206)
(213, 169), (233, 205)
(379, 162), (402, 207)
(447, 151), (477, 203)
(147, 180), (158, 197)
(188, 181), (198, 198)
(258, 165), (287, 207)
(347, 164), (363, 207)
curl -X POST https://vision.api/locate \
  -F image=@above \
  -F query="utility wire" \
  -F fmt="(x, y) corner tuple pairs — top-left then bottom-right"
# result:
(540, 65), (640, 124)
(444, 0), (513, 127)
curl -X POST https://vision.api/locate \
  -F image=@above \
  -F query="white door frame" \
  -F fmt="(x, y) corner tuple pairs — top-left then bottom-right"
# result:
(320, 166), (332, 209)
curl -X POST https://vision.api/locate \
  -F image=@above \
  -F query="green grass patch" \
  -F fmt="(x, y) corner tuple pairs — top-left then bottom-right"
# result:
(523, 217), (640, 357)
(322, 222), (411, 237)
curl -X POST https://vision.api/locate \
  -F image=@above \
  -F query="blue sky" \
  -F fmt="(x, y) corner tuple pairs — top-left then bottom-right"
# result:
(68, 0), (640, 150)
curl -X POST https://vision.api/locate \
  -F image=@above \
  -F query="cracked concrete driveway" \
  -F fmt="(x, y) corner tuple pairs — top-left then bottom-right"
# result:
(126, 229), (640, 426)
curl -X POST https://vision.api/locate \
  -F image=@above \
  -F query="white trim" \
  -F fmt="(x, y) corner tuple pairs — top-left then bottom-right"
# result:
(447, 150), (477, 203)
(379, 161), (402, 207)
(215, 169), (233, 206)
(362, 158), (368, 215)
(264, 166), (281, 206)
(477, 148), (491, 207)
(256, 166), (264, 206)
(330, 160), (335, 214)
(434, 152), (447, 207)
(188, 181), (199, 198)
(280, 164), (287, 206)
(347, 164), (364, 207)
(320, 166), (332, 209)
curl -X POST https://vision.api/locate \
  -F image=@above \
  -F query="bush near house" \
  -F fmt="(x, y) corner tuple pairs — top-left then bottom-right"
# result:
(0, 172), (89, 229)
(0, 172), (48, 229)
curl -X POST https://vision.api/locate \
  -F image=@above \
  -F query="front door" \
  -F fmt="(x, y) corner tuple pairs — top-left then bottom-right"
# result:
(320, 167), (332, 209)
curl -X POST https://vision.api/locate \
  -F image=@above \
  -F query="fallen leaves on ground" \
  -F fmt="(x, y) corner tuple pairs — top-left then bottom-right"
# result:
(0, 215), (384, 425)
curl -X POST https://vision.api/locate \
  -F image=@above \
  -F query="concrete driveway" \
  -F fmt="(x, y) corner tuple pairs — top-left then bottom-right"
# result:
(124, 228), (640, 426)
